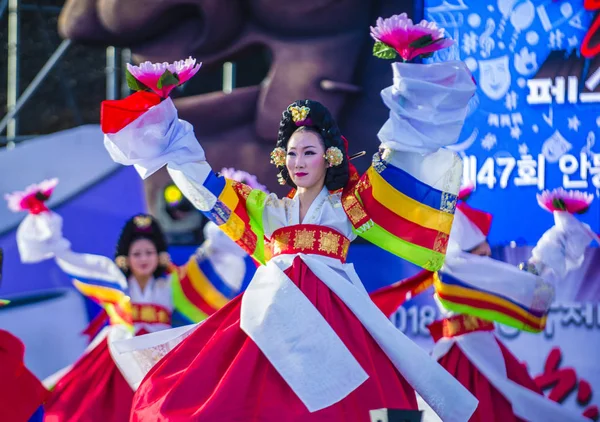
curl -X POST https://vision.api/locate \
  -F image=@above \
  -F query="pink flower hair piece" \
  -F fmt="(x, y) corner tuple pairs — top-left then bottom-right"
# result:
(5, 178), (58, 214)
(370, 13), (454, 62)
(220, 168), (269, 193)
(127, 57), (202, 98)
(537, 188), (593, 214)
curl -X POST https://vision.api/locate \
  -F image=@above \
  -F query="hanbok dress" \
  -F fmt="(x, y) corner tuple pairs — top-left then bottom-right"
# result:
(102, 60), (480, 421)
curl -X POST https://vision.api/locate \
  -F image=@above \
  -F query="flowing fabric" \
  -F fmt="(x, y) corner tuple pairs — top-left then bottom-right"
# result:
(0, 330), (48, 422)
(438, 340), (542, 422)
(133, 257), (417, 422)
(43, 328), (146, 422)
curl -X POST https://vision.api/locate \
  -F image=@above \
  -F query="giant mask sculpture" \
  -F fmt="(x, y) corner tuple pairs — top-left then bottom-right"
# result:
(58, 0), (414, 205)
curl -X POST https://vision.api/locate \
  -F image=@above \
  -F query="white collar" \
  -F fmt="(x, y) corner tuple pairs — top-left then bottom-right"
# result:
(292, 186), (329, 224)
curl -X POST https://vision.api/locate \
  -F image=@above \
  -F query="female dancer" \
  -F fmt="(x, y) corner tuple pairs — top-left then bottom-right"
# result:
(7, 175), (261, 420)
(371, 188), (596, 422)
(101, 25), (480, 422)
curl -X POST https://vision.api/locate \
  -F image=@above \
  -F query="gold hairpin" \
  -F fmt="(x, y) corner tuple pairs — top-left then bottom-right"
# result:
(289, 105), (310, 123)
(133, 215), (152, 228)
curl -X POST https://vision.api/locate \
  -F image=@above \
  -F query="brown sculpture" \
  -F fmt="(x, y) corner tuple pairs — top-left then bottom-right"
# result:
(58, 0), (415, 209)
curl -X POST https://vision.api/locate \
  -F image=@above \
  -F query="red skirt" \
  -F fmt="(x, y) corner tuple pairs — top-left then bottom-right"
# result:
(0, 330), (49, 422)
(133, 257), (418, 421)
(44, 331), (134, 422)
(438, 338), (543, 422)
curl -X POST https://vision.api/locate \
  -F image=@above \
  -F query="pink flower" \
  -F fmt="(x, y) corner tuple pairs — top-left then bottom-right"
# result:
(127, 57), (202, 98)
(458, 183), (475, 201)
(370, 13), (454, 62)
(220, 168), (269, 193)
(537, 188), (593, 214)
(5, 178), (58, 214)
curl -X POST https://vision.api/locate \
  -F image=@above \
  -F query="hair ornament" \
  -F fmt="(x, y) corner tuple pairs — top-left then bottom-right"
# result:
(324, 146), (344, 167)
(270, 147), (286, 167)
(133, 215), (153, 229)
(115, 255), (128, 270)
(159, 252), (171, 267)
(277, 172), (287, 185)
(289, 105), (312, 126)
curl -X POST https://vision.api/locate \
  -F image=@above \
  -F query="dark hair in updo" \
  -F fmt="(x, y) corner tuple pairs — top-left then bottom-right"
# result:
(276, 99), (349, 191)
(115, 214), (169, 279)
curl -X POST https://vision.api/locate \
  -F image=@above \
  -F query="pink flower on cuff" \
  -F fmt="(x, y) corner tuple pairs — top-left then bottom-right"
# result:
(5, 178), (58, 214)
(537, 188), (593, 214)
(126, 57), (202, 98)
(370, 13), (454, 62)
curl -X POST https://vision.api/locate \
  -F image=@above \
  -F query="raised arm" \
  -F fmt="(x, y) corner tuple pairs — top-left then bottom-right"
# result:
(346, 60), (476, 271)
(102, 93), (273, 265)
(527, 189), (598, 283)
(6, 180), (130, 328)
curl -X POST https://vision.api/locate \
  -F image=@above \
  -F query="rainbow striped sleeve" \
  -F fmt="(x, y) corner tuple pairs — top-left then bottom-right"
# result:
(172, 254), (252, 322)
(344, 152), (459, 272)
(71, 275), (133, 329)
(200, 172), (269, 265)
(56, 253), (133, 330)
(0, 299), (9, 306)
(434, 271), (550, 333)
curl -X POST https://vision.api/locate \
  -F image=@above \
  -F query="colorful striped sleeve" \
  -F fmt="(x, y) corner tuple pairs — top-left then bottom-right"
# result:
(172, 252), (252, 322)
(194, 172), (269, 265)
(55, 252), (133, 330)
(343, 150), (461, 272)
(434, 255), (555, 333)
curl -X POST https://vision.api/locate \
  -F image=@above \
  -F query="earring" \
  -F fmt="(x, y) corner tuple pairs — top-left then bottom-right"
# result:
(115, 255), (128, 271)
(159, 252), (171, 267)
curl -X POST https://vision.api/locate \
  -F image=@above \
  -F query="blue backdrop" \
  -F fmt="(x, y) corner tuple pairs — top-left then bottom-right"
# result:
(426, 0), (599, 246)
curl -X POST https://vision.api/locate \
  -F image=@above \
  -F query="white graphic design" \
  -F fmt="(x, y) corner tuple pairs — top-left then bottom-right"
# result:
(518, 78), (527, 88)
(448, 128), (479, 152)
(500, 114), (512, 127)
(468, 13), (481, 28)
(548, 29), (565, 49)
(510, 125), (522, 140)
(426, 0), (468, 13)
(526, 31), (539, 46)
(488, 113), (500, 127)
(596, 116), (600, 127)
(509, 0), (535, 51)
(537, 2), (573, 32)
(481, 133), (497, 150)
(465, 57), (478, 72)
(568, 9), (586, 31)
(542, 130), (572, 163)
(568, 35), (579, 48)
(543, 106), (553, 127)
(497, 0), (517, 38)
(514, 47), (538, 76)
(463, 32), (479, 55)
(505, 90), (518, 111)
(479, 56), (512, 100)
(479, 19), (496, 58)
(568, 115), (581, 132)
(532, 124), (539, 133)
(582, 131), (596, 155)
(511, 113), (523, 126)
(519, 143), (529, 155)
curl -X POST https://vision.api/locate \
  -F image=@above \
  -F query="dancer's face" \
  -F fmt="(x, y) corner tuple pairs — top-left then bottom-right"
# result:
(128, 238), (159, 278)
(286, 129), (327, 190)
(469, 240), (492, 257)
